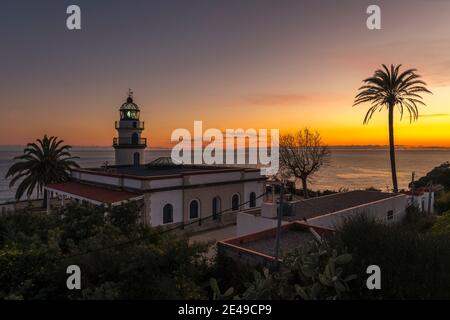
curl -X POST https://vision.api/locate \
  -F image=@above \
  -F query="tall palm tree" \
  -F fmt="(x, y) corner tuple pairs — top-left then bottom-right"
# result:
(353, 64), (431, 192)
(5, 135), (79, 205)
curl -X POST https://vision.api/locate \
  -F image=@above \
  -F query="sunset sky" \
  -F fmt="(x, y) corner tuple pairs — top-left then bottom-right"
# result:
(1, 0), (449, 147)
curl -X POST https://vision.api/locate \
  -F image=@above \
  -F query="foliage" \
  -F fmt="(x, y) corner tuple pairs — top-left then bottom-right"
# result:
(403, 204), (435, 233)
(353, 64), (431, 124)
(209, 241), (356, 300)
(333, 215), (450, 299)
(0, 202), (210, 300)
(413, 162), (450, 190)
(207, 252), (255, 295)
(240, 268), (280, 300)
(5, 135), (79, 202)
(431, 212), (450, 237)
(279, 128), (331, 198)
(436, 190), (450, 214)
(284, 241), (356, 300)
(210, 278), (234, 300)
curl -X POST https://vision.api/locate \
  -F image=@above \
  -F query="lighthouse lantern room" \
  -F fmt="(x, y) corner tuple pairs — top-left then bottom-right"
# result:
(113, 90), (147, 166)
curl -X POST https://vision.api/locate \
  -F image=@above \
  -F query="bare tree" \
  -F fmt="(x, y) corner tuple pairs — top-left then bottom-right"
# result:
(279, 128), (331, 198)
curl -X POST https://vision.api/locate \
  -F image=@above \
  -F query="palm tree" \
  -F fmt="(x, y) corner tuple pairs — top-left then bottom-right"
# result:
(353, 64), (431, 192)
(5, 135), (79, 206)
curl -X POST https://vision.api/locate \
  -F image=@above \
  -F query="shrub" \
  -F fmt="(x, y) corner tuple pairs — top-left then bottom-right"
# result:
(333, 215), (450, 299)
(414, 162), (450, 189)
(0, 202), (210, 300)
(436, 191), (450, 213)
(431, 212), (450, 237)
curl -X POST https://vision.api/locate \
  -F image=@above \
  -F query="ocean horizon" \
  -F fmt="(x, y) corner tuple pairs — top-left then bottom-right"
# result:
(1, 145), (449, 204)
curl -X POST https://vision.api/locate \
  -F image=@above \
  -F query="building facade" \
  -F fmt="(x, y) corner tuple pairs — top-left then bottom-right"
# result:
(47, 164), (265, 230)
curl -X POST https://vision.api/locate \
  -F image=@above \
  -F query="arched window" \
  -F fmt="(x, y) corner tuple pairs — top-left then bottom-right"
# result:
(163, 204), (173, 224)
(249, 192), (257, 208)
(212, 197), (221, 220)
(189, 199), (200, 219)
(232, 193), (240, 211)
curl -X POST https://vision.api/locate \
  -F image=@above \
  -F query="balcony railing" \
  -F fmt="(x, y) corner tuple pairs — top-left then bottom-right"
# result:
(115, 121), (145, 130)
(113, 137), (147, 147)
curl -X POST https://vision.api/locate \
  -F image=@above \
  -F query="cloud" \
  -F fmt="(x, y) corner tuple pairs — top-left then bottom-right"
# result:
(418, 113), (449, 118)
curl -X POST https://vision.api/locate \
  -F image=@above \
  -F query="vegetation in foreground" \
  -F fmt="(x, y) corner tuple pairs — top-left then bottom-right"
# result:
(2, 200), (450, 299)
(0, 202), (210, 299)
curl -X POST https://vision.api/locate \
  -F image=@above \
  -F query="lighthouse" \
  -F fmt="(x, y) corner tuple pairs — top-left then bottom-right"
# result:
(113, 90), (147, 166)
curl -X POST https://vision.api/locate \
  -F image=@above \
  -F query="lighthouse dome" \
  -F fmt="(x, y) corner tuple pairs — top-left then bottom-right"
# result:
(119, 92), (140, 120)
(120, 96), (140, 111)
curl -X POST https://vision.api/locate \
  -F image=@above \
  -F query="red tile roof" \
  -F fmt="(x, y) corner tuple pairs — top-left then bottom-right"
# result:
(46, 181), (142, 205)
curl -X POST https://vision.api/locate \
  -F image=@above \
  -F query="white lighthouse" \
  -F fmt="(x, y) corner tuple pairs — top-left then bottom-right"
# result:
(113, 90), (147, 166)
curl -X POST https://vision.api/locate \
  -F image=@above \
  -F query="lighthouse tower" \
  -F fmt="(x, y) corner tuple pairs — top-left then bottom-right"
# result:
(113, 90), (147, 166)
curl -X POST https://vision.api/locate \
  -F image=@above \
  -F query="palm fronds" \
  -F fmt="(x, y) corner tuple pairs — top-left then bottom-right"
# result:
(5, 135), (80, 201)
(353, 64), (431, 124)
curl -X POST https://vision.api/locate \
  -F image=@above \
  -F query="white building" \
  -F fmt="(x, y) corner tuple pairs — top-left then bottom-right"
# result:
(237, 190), (409, 236)
(404, 188), (435, 214)
(45, 92), (266, 231)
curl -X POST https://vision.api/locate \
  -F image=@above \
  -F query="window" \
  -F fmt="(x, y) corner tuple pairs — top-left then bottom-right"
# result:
(212, 197), (221, 220)
(249, 192), (257, 208)
(163, 204), (173, 224)
(131, 132), (139, 144)
(189, 199), (200, 219)
(387, 210), (394, 220)
(232, 193), (240, 211)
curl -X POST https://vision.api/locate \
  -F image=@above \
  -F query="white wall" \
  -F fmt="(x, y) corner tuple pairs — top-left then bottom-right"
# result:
(115, 148), (145, 166)
(123, 178), (143, 189)
(149, 177), (183, 189)
(188, 171), (242, 185)
(306, 195), (407, 229)
(148, 190), (183, 226)
(79, 172), (121, 186)
(236, 195), (408, 235)
(236, 212), (288, 236)
(407, 193), (434, 213)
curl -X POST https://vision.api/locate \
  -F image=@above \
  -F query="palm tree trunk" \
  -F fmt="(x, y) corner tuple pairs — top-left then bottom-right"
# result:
(388, 104), (399, 193)
(301, 177), (309, 198)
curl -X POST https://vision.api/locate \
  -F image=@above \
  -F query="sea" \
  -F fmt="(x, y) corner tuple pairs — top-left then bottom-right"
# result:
(1, 146), (449, 204)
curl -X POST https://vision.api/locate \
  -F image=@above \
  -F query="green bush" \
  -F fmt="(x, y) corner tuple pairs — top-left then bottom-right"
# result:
(436, 191), (450, 213)
(414, 162), (450, 189)
(333, 215), (450, 299)
(431, 212), (450, 237)
(0, 202), (210, 300)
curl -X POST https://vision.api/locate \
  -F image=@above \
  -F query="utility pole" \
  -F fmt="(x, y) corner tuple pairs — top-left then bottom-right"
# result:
(274, 182), (284, 271)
